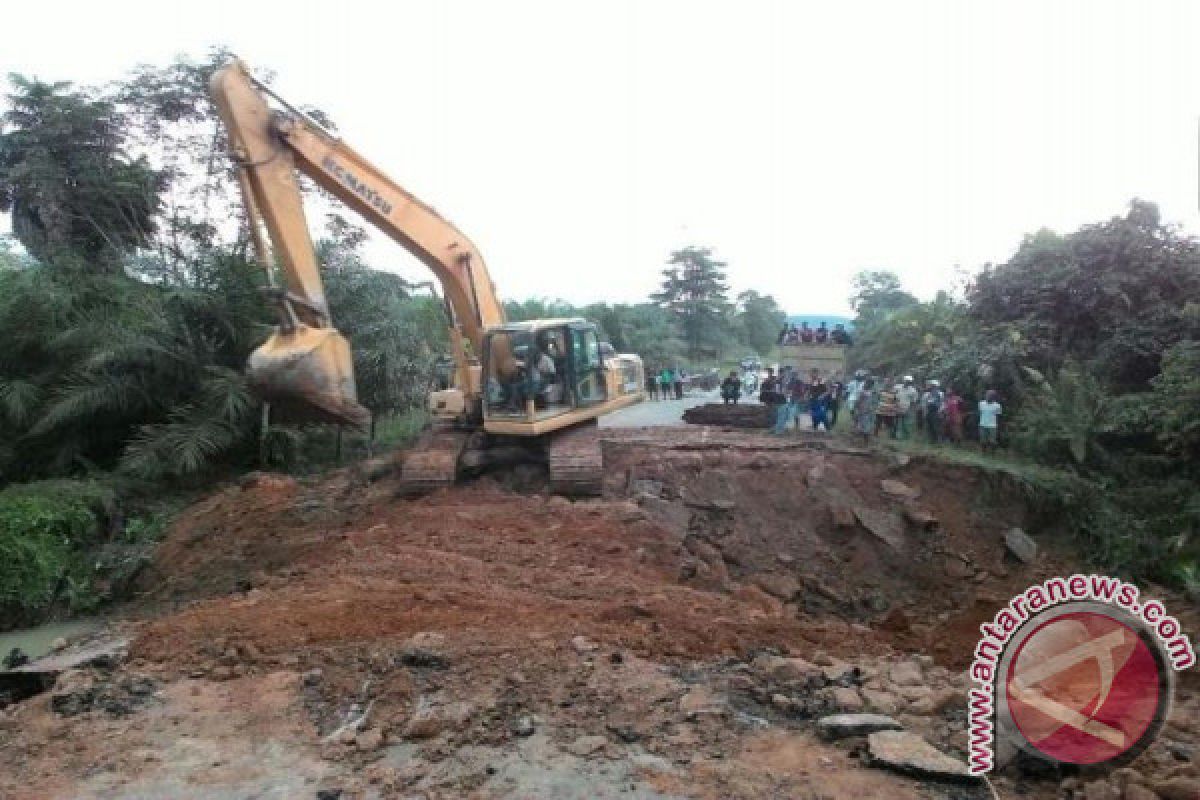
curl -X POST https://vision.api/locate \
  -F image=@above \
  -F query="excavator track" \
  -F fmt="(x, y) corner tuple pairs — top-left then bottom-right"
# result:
(547, 422), (604, 497)
(399, 428), (469, 495)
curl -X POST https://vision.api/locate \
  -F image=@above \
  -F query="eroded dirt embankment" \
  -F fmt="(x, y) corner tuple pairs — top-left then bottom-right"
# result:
(1, 427), (1196, 799)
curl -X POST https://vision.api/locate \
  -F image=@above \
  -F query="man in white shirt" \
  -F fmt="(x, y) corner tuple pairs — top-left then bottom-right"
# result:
(978, 389), (1002, 454)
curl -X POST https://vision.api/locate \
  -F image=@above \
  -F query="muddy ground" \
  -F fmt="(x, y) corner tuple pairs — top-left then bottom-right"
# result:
(1, 427), (1196, 799)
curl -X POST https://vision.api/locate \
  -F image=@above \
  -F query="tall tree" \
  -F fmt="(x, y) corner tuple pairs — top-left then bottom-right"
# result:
(0, 75), (162, 272)
(652, 246), (731, 358)
(849, 269), (918, 326)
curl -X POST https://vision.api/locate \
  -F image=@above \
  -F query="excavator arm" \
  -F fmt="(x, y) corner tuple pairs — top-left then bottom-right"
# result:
(209, 59), (506, 426)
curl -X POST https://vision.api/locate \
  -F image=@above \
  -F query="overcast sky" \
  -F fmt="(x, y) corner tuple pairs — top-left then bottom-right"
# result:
(4, 1), (1200, 315)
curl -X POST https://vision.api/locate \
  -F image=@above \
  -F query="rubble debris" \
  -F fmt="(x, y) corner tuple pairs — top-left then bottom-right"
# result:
(880, 479), (920, 501)
(565, 734), (609, 757)
(682, 403), (772, 428)
(852, 507), (907, 550)
(817, 713), (903, 740)
(866, 730), (976, 783)
(399, 631), (448, 668)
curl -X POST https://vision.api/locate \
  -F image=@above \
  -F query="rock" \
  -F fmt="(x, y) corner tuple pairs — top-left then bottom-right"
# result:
(211, 666), (235, 681)
(1122, 785), (1160, 800)
(888, 660), (923, 687)
(571, 635), (599, 654)
(355, 728), (385, 751)
(770, 693), (793, 711)
(881, 480), (920, 501)
(316, 789), (344, 800)
(831, 506), (857, 529)
(399, 631), (448, 668)
(565, 734), (608, 757)
(511, 715), (536, 737)
(861, 688), (901, 714)
(1082, 780), (1120, 800)
(830, 687), (864, 712)
(853, 507), (907, 550)
(679, 686), (727, 718)
(903, 507), (939, 531)
(817, 713), (903, 740)
(943, 554), (975, 579)
(630, 753), (674, 774)
(754, 573), (801, 601)
(823, 663), (859, 686)
(303, 669), (323, 686)
(1167, 740), (1195, 762)
(402, 699), (474, 739)
(50, 637), (68, 652)
(753, 654), (821, 685)
(867, 730), (976, 783)
(909, 688), (962, 716)
(1154, 777), (1200, 800)
(1004, 527), (1038, 564)
(889, 452), (912, 469)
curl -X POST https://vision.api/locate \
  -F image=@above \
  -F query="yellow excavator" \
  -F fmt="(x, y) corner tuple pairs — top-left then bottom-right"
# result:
(209, 60), (644, 494)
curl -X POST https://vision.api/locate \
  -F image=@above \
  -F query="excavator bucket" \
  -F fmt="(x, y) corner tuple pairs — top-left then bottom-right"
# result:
(247, 325), (371, 429)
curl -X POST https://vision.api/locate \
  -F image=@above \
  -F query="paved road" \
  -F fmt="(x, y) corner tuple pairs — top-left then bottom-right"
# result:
(599, 389), (722, 427)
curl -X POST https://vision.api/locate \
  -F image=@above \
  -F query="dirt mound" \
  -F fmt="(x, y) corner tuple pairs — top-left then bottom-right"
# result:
(6, 428), (1197, 799)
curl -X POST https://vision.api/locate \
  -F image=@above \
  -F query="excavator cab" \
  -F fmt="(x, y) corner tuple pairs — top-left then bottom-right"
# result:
(481, 320), (603, 421)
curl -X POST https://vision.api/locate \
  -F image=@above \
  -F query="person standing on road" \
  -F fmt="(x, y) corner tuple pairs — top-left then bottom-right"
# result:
(978, 389), (1002, 454)
(853, 378), (876, 446)
(895, 376), (919, 439)
(874, 381), (899, 438)
(761, 368), (788, 434)
(829, 379), (844, 428)
(673, 368), (684, 400)
(944, 386), (964, 442)
(659, 367), (673, 400)
(810, 385), (831, 431)
(720, 370), (742, 405)
(645, 368), (659, 401)
(922, 380), (945, 444)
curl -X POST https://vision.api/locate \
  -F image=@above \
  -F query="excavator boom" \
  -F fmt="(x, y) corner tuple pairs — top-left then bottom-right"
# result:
(210, 59), (505, 426)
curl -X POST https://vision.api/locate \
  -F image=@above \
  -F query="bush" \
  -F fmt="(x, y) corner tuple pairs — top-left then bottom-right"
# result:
(0, 480), (113, 626)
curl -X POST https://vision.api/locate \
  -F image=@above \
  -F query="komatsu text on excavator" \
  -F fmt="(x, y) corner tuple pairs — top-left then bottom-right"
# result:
(210, 60), (644, 494)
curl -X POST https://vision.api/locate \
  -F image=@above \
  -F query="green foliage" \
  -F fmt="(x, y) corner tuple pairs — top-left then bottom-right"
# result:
(0, 480), (113, 623)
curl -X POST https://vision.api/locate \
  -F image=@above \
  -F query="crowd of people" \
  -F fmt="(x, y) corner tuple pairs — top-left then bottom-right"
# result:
(843, 372), (1003, 451)
(777, 321), (853, 345)
(735, 367), (1002, 450)
(752, 366), (844, 433)
(644, 367), (687, 401)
